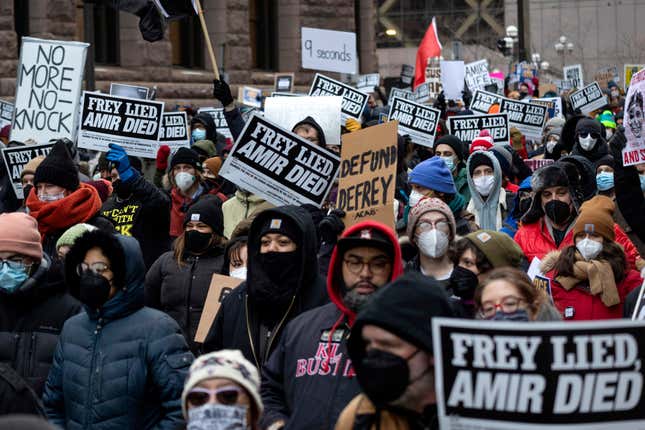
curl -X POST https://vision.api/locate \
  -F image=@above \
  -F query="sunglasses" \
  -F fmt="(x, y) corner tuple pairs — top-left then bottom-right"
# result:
(579, 132), (600, 139)
(186, 386), (244, 407)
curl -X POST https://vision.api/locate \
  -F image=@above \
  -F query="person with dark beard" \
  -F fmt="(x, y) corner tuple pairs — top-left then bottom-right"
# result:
(202, 206), (329, 367)
(100, 143), (171, 269)
(260, 221), (403, 430)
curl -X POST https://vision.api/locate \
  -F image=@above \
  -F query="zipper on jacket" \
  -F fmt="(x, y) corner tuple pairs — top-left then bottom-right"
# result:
(263, 295), (297, 363)
(185, 257), (198, 337)
(244, 295), (261, 369)
(13, 333), (20, 376)
(84, 319), (103, 427)
(28, 332), (36, 380)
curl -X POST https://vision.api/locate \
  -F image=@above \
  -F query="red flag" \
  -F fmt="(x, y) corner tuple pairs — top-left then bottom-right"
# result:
(413, 17), (442, 90)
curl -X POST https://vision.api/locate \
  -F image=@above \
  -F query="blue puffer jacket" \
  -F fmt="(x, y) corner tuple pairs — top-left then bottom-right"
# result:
(42, 234), (194, 430)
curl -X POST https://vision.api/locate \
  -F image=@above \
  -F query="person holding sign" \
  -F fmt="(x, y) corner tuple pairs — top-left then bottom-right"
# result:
(570, 118), (608, 163)
(145, 196), (226, 354)
(466, 151), (508, 231)
(540, 196), (643, 320)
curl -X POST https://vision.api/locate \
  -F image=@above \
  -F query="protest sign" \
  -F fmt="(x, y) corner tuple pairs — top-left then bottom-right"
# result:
(309, 73), (369, 123)
(530, 98), (555, 118)
(77, 92), (164, 159)
(356, 73), (380, 94)
(413, 82), (431, 104)
(194, 274), (243, 343)
(387, 87), (415, 107)
(239, 86), (263, 108)
(593, 66), (619, 90)
(622, 68), (645, 166)
(447, 113), (509, 146)
(534, 97), (563, 119)
(555, 79), (576, 94)
(219, 114), (340, 207)
(470, 89), (503, 114)
(271, 92), (304, 97)
(499, 98), (547, 139)
(337, 122), (397, 228)
(263, 96), (341, 145)
(1, 142), (54, 199)
(512, 62), (538, 85)
(440, 61), (465, 100)
(465, 59), (492, 92)
(159, 111), (189, 151)
(433, 317), (645, 430)
(524, 158), (554, 172)
(563, 64), (584, 89)
(301, 27), (357, 75)
(624, 64), (645, 91)
(426, 66), (442, 99)
(11, 37), (88, 144)
(569, 82), (609, 114)
(274, 73), (295, 92)
(387, 96), (440, 147)
(109, 83), (149, 100)
(630, 281), (645, 320)
(197, 107), (232, 140)
(400, 64), (414, 86)
(0, 100), (13, 129)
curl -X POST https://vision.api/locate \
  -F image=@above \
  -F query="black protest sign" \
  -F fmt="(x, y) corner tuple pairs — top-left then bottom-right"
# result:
(12, 37), (88, 144)
(0, 100), (13, 129)
(433, 318), (645, 430)
(387, 96), (440, 147)
(469, 89), (503, 114)
(569, 82), (609, 114)
(447, 113), (509, 146)
(159, 111), (189, 151)
(309, 73), (369, 122)
(274, 73), (295, 92)
(387, 87), (415, 107)
(77, 92), (165, 159)
(198, 107), (233, 139)
(400, 64), (414, 85)
(1, 142), (54, 199)
(413, 82), (431, 103)
(499, 98), (548, 139)
(219, 114), (340, 207)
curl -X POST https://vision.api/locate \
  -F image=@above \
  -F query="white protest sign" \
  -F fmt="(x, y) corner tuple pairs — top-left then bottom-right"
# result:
(0, 100), (13, 129)
(109, 83), (149, 100)
(413, 83), (431, 104)
(197, 107), (232, 140)
(219, 114), (340, 207)
(264, 96), (341, 146)
(499, 98), (548, 139)
(563, 64), (584, 89)
(440, 61), (465, 100)
(535, 97), (563, 119)
(11, 37), (88, 144)
(301, 27), (357, 75)
(569, 82), (609, 114)
(309, 74), (368, 123)
(426, 66), (442, 99)
(622, 68), (645, 166)
(464, 59), (492, 92)
(1, 142), (54, 199)
(356, 73), (380, 94)
(433, 318), (645, 430)
(470, 89), (503, 114)
(239, 86), (263, 108)
(159, 112), (189, 151)
(274, 73), (295, 93)
(77, 92), (164, 159)
(387, 96), (440, 147)
(447, 113), (509, 146)
(388, 87), (415, 107)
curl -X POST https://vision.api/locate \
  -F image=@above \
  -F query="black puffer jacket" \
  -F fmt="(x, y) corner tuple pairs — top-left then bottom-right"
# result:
(0, 255), (81, 396)
(145, 246), (225, 354)
(202, 206), (329, 368)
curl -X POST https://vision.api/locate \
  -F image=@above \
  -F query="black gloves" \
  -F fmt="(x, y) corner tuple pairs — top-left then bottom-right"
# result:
(319, 209), (346, 245)
(213, 79), (234, 107)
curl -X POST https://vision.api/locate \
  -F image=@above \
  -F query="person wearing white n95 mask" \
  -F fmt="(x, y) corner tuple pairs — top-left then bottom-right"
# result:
(466, 151), (507, 231)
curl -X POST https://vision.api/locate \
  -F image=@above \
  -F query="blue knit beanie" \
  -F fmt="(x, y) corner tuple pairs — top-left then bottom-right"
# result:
(409, 156), (457, 194)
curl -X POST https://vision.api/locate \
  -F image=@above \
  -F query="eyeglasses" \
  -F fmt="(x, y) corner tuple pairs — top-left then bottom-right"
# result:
(343, 257), (391, 276)
(579, 132), (600, 139)
(479, 296), (527, 319)
(186, 386), (244, 407)
(0, 257), (31, 272)
(76, 262), (111, 276)
(416, 220), (450, 234)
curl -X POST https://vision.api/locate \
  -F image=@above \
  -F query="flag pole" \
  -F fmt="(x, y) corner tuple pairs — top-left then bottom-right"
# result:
(194, 1), (220, 80)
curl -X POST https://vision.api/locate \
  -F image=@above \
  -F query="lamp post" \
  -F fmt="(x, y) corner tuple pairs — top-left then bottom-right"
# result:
(554, 35), (574, 73)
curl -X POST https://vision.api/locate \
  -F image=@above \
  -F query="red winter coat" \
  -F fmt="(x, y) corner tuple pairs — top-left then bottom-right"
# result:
(514, 218), (641, 270)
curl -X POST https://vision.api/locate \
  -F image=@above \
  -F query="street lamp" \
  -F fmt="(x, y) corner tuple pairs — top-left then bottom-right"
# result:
(540, 60), (550, 71)
(554, 35), (574, 71)
(506, 25), (519, 39)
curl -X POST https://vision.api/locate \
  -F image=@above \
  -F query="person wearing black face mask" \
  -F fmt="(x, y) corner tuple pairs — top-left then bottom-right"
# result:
(337, 272), (456, 430)
(145, 195), (226, 354)
(203, 206), (329, 368)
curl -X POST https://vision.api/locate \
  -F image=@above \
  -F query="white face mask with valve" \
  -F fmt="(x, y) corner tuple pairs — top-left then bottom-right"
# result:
(576, 238), (603, 261)
(175, 172), (196, 192)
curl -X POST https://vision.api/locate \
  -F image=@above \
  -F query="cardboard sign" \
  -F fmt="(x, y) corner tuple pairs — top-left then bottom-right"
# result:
(563, 64), (584, 89)
(77, 92), (164, 159)
(337, 122), (397, 228)
(524, 158), (554, 172)
(301, 27), (357, 75)
(400, 64), (414, 86)
(0, 100), (13, 129)
(309, 74), (369, 123)
(426, 66), (442, 99)
(594, 66), (619, 90)
(194, 274), (243, 343)
(11, 37), (88, 144)
(622, 68), (645, 166)
(499, 98), (547, 139)
(440, 61), (465, 100)
(470, 89), (503, 114)
(388, 87), (415, 107)
(433, 318), (645, 430)
(447, 113), (509, 146)
(356, 73), (380, 94)
(387, 96), (440, 147)
(197, 107), (232, 140)
(465, 59), (492, 92)
(1, 142), (54, 199)
(569, 82), (609, 114)
(274, 73), (295, 92)
(239, 86), (263, 108)
(219, 113), (340, 207)
(110, 83), (149, 100)
(624, 64), (645, 91)
(159, 111), (189, 151)
(263, 96), (342, 145)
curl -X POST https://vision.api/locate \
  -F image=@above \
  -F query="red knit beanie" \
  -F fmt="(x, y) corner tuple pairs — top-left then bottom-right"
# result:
(470, 130), (494, 153)
(0, 213), (43, 261)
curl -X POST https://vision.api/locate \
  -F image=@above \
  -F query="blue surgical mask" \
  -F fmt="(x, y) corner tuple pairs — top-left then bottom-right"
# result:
(596, 171), (614, 191)
(640, 174), (645, 192)
(441, 156), (456, 172)
(491, 309), (530, 322)
(0, 264), (29, 293)
(192, 128), (207, 142)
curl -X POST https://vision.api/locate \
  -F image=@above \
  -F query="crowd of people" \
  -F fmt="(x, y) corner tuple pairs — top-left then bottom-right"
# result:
(0, 65), (644, 430)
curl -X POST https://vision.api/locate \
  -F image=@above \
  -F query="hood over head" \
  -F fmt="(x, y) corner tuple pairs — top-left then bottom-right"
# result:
(466, 150), (503, 230)
(292, 116), (327, 147)
(190, 112), (217, 142)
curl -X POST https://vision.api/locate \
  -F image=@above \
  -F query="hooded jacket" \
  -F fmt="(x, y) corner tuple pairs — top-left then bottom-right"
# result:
(190, 112), (217, 143)
(0, 255), (81, 396)
(202, 206), (329, 366)
(292, 116), (327, 147)
(571, 118), (609, 163)
(466, 151), (509, 231)
(260, 222), (404, 430)
(43, 233), (193, 430)
(222, 190), (271, 239)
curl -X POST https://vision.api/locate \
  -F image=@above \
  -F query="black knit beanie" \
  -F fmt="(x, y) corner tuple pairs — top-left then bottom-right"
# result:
(34, 141), (79, 190)
(433, 134), (465, 161)
(184, 196), (224, 237)
(170, 147), (201, 171)
(258, 215), (301, 244)
(468, 151), (494, 176)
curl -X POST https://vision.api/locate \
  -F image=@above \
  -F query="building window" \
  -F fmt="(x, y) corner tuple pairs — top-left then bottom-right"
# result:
(250, 0), (277, 71)
(93, 2), (120, 65)
(169, 12), (204, 68)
